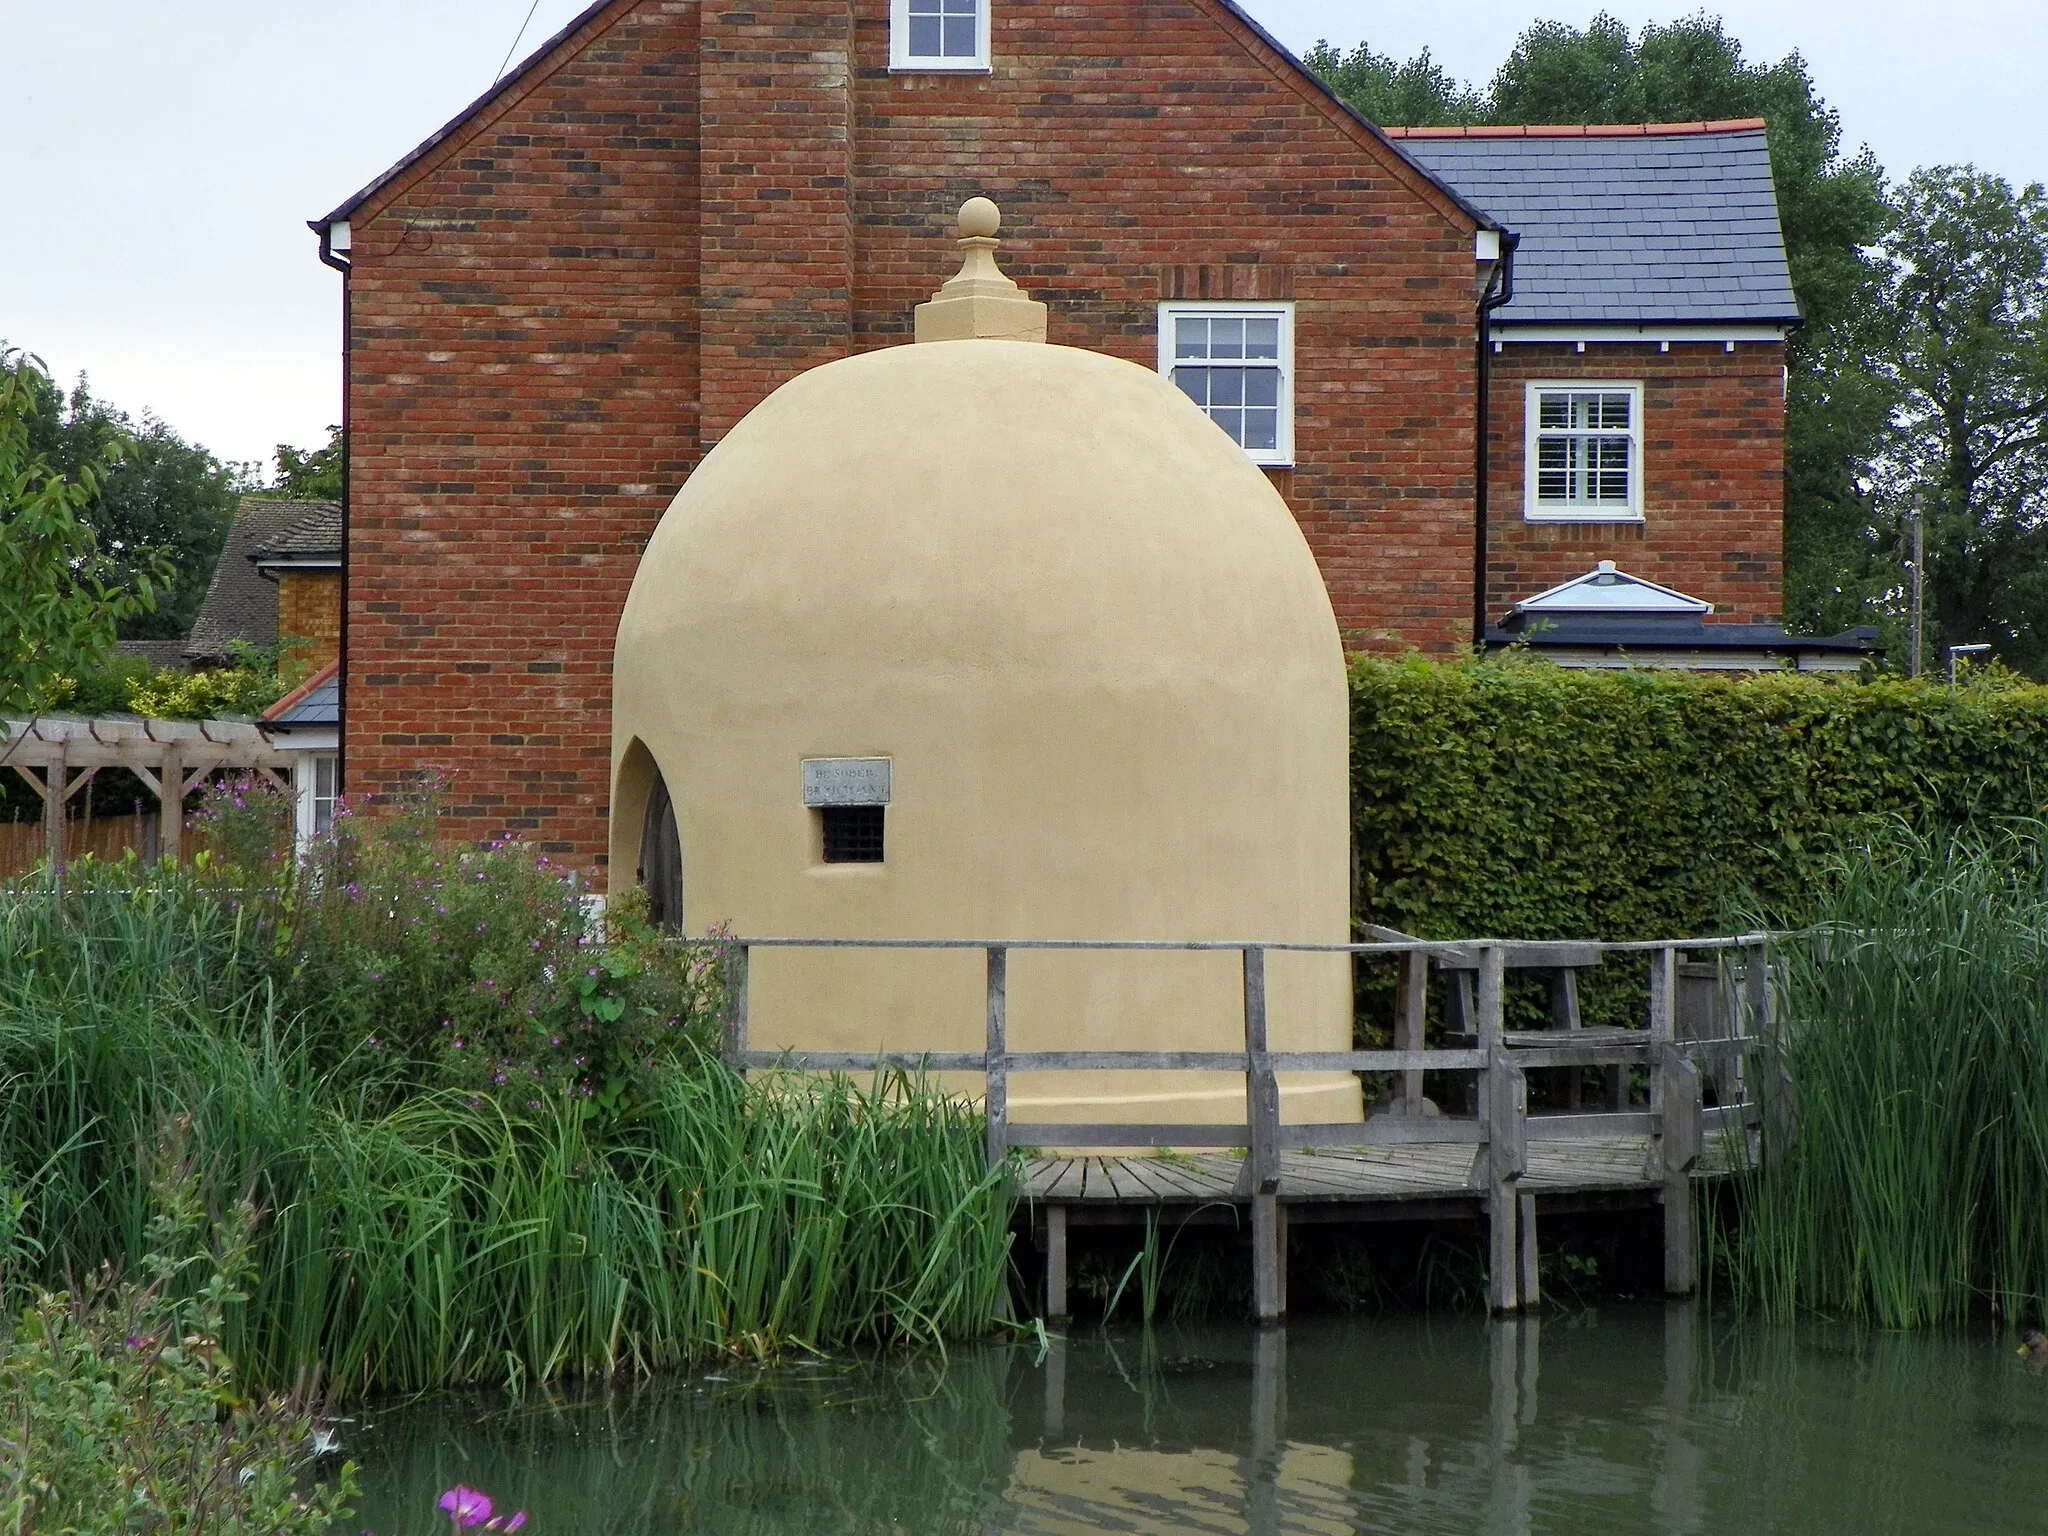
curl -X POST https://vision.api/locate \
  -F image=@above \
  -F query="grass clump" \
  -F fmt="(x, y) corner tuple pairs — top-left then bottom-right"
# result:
(1723, 824), (2048, 1328)
(0, 1121), (355, 1531)
(0, 784), (1013, 1399)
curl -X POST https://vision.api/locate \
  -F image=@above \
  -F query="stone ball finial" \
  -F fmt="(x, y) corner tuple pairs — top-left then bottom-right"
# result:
(957, 196), (1001, 239)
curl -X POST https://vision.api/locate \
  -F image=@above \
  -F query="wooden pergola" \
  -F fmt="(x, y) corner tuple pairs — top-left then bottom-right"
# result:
(2, 715), (295, 867)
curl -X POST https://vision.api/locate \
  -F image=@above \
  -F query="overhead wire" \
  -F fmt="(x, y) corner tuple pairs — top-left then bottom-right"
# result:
(494, 0), (546, 85)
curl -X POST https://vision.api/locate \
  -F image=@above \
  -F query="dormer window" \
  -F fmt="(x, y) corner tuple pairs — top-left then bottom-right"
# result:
(1525, 381), (1643, 522)
(891, 0), (989, 70)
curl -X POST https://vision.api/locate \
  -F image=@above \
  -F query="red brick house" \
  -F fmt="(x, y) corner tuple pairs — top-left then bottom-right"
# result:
(312, 0), (1845, 871)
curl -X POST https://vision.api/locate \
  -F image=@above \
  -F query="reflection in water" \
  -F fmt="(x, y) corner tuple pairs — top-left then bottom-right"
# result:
(348, 1306), (2048, 1534)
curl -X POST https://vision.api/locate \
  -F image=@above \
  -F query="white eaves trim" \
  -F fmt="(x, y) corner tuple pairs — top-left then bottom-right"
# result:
(266, 726), (338, 752)
(1494, 323), (1789, 344)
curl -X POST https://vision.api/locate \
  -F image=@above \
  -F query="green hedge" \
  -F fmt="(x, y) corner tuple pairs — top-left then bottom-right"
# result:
(1350, 656), (2048, 941)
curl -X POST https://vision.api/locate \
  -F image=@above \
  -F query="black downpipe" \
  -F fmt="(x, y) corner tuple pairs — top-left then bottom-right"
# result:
(314, 221), (352, 797)
(1473, 231), (1519, 648)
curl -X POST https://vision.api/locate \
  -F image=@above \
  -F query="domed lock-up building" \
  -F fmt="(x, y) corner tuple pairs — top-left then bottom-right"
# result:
(610, 198), (1359, 1130)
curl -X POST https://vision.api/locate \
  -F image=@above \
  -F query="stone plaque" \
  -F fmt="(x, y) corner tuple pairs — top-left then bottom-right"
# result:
(801, 757), (891, 807)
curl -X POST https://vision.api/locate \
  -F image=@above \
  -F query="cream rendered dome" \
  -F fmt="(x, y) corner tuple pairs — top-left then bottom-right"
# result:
(612, 201), (1357, 1128)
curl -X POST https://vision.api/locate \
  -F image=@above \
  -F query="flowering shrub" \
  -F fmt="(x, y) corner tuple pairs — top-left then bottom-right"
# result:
(0, 1125), (355, 1532)
(190, 769), (298, 880)
(189, 774), (728, 1114)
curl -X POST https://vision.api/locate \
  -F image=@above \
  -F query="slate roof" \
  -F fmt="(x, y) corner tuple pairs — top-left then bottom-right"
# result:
(1390, 122), (1801, 327)
(262, 659), (341, 730)
(185, 498), (341, 662)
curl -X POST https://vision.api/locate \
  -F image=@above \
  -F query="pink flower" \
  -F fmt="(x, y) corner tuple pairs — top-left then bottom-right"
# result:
(438, 1486), (493, 1527)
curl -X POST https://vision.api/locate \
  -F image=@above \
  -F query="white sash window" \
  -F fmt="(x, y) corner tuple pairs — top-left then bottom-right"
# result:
(1525, 382), (1643, 521)
(1158, 303), (1294, 467)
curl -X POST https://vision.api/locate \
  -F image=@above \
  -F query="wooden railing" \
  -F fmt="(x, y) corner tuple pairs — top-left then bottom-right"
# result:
(718, 932), (1776, 1317)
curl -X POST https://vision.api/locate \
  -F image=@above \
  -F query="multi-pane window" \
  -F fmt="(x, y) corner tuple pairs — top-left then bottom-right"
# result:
(892, 0), (988, 68)
(292, 752), (338, 852)
(1158, 303), (1294, 466)
(312, 754), (337, 837)
(1525, 383), (1643, 520)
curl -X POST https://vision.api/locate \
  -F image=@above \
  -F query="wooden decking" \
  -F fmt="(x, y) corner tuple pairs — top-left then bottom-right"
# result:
(1022, 1130), (1744, 1207)
(1015, 1138), (1736, 1212)
(721, 929), (1780, 1319)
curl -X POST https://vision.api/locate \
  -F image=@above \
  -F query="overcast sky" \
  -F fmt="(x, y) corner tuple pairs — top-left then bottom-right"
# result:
(1, 0), (2040, 471)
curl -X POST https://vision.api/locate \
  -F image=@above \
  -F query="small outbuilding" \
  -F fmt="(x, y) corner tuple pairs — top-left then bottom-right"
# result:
(610, 201), (1358, 1129)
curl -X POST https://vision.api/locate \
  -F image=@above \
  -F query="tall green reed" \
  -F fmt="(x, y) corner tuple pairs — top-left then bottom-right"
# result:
(1724, 823), (2048, 1327)
(0, 865), (1013, 1399)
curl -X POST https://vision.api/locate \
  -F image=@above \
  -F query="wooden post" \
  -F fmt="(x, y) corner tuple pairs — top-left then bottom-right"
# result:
(1660, 1045), (1703, 1295)
(1650, 946), (1700, 1294)
(985, 946), (1008, 1169)
(1747, 940), (1791, 1162)
(1519, 1189), (1541, 1308)
(159, 745), (183, 864)
(44, 743), (67, 873)
(1244, 1323), (1285, 1533)
(1478, 944), (1523, 1312)
(1396, 948), (1428, 1107)
(1243, 945), (1284, 1321)
(1045, 1204), (1069, 1318)
(1043, 1331), (1067, 1438)
(1551, 969), (1581, 1110)
(723, 943), (750, 1071)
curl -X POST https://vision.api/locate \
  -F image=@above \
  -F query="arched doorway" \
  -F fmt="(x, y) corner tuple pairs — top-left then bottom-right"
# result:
(638, 771), (683, 931)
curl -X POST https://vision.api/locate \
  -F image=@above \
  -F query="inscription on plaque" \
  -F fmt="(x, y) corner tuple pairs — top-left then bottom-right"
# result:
(801, 757), (892, 807)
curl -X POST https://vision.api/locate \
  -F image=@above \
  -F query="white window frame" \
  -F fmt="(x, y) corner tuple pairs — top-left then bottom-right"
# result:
(1523, 380), (1645, 523)
(1157, 301), (1295, 468)
(889, 0), (990, 71)
(294, 752), (338, 850)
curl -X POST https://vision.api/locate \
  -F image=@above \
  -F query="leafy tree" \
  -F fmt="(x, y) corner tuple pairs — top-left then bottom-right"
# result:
(8, 359), (242, 641)
(1299, 40), (1479, 127)
(1305, 15), (1893, 643)
(1872, 168), (2048, 671)
(270, 424), (344, 501)
(0, 350), (173, 716)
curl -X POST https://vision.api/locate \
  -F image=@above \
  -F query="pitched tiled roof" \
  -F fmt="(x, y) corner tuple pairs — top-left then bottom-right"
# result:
(117, 639), (190, 670)
(184, 499), (341, 661)
(249, 501), (342, 563)
(1390, 121), (1801, 326)
(184, 498), (303, 660)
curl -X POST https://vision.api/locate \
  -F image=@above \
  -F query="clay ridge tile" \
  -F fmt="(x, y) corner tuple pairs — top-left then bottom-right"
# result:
(1382, 119), (1768, 139)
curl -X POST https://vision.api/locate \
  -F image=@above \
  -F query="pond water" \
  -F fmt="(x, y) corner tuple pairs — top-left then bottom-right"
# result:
(345, 1305), (2048, 1534)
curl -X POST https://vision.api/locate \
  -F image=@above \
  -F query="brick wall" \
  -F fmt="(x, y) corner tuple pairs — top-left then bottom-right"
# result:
(339, 0), (1785, 873)
(1486, 341), (1785, 624)
(275, 571), (340, 677)
(343, 0), (700, 856)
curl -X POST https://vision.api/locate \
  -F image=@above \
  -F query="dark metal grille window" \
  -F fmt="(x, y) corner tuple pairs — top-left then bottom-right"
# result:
(821, 804), (886, 863)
